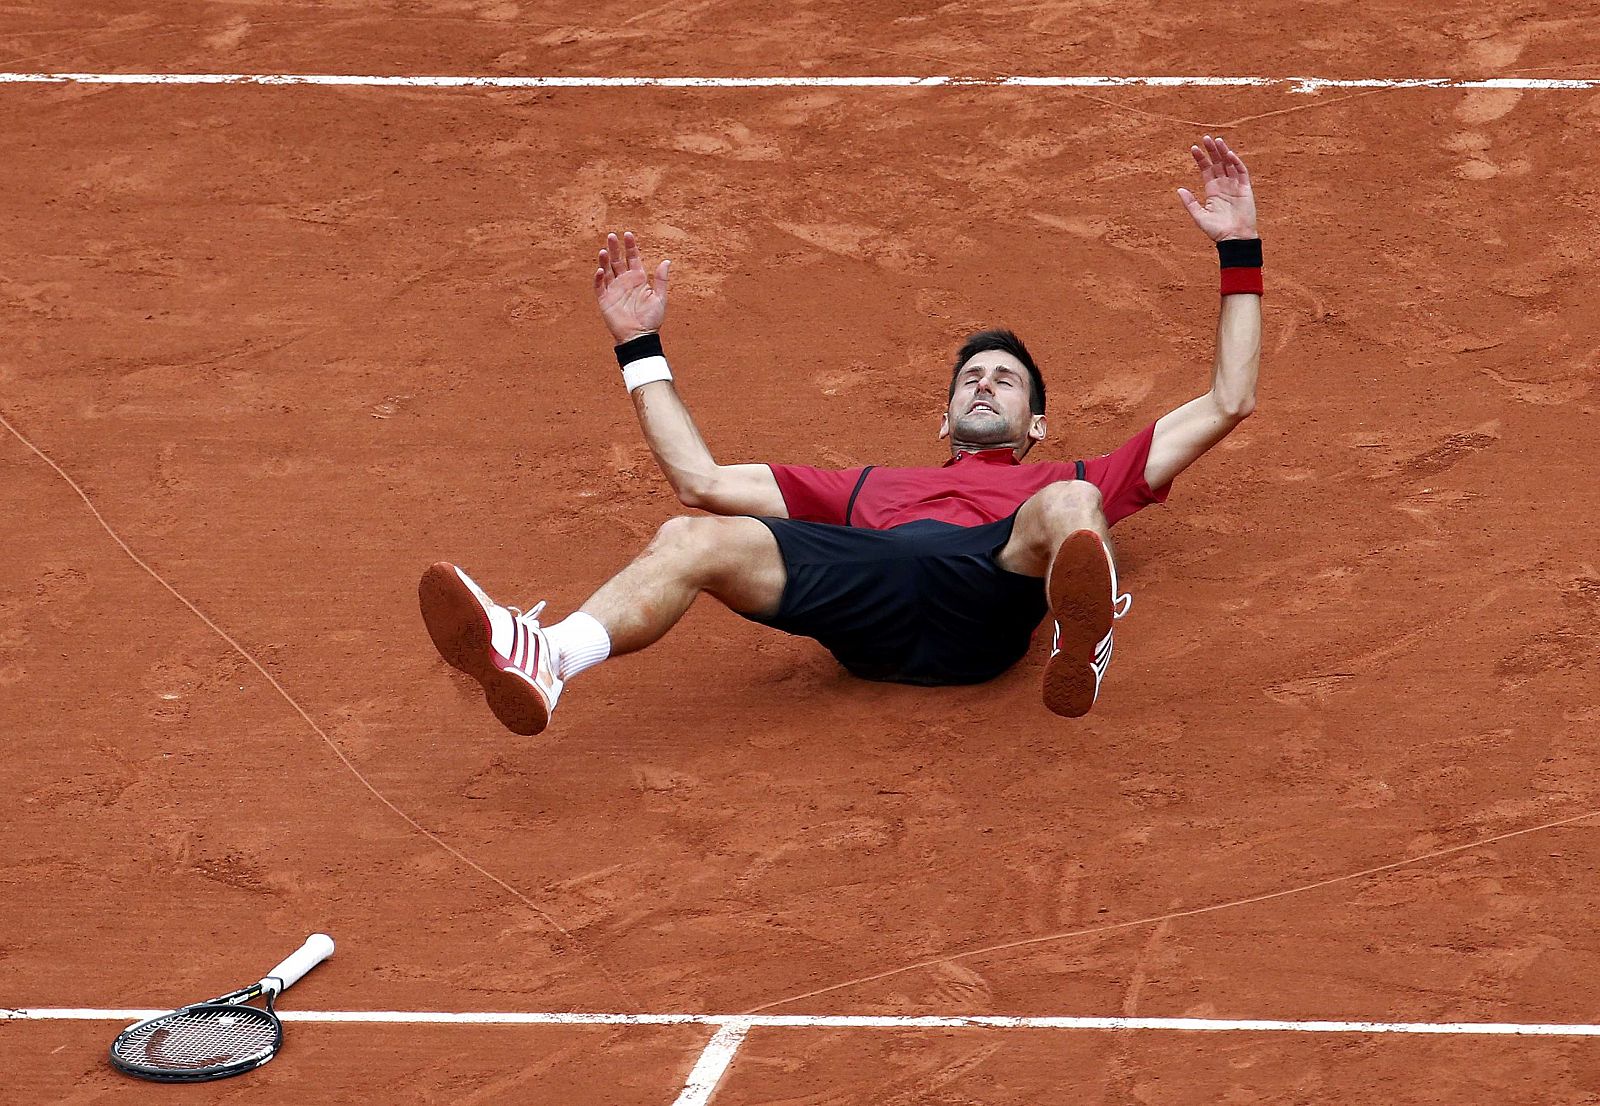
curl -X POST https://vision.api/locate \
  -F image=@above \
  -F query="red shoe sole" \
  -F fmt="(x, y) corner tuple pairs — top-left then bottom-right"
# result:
(419, 562), (492, 680)
(1041, 531), (1113, 718)
(482, 662), (552, 738)
(419, 562), (550, 736)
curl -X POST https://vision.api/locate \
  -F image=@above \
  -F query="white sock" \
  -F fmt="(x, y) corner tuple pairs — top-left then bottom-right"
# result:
(543, 612), (611, 680)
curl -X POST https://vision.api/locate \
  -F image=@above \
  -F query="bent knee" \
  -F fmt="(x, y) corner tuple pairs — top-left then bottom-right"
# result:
(652, 515), (709, 548)
(1029, 479), (1103, 515)
(648, 515), (780, 597)
(651, 514), (775, 566)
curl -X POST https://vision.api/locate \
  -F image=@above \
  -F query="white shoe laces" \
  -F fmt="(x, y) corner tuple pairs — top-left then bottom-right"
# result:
(505, 600), (547, 629)
(1113, 592), (1133, 619)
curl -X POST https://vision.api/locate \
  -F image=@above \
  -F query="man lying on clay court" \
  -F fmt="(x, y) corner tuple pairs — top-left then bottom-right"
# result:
(420, 134), (1261, 734)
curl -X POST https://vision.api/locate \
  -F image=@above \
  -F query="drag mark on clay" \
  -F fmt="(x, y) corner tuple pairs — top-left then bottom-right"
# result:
(1096, 917), (1174, 1103)
(1397, 429), (1499, 481)
(0, 407), (637, 1007)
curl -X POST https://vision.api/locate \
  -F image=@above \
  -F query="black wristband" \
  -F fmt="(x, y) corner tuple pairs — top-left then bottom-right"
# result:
(1217, 238), (1263, 268)
(614, 332), (663, 367)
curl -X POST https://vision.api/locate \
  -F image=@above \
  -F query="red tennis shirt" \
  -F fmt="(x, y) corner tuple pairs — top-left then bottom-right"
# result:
(769, 422), (1171, 530)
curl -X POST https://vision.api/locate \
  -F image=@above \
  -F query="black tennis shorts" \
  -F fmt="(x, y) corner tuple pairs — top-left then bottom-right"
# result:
(741, 515), (1049, 686)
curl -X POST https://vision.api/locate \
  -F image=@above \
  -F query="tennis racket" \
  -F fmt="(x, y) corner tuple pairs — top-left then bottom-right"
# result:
(109, 933), (335, 1083)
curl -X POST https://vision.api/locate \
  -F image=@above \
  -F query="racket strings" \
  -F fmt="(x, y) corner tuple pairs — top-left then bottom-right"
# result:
(115, 1007), (277, 1071)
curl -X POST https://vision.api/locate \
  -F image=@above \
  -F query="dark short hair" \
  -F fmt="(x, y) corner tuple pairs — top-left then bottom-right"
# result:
(948, 328), (1046, 415)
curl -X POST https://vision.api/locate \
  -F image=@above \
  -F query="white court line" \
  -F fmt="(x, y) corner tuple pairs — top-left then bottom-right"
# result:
(9, 1008), (1600, 1036)
(0, 73), (1598, 93)
(671, 1021), (752, 1106)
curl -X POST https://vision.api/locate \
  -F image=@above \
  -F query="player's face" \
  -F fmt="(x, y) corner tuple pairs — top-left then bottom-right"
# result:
(946, 352), (1035, 445)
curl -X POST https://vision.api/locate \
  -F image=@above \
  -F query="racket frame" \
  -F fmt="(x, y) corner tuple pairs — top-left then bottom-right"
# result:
(108, 986), (282, 1082)
(108, 934), (332, 1083)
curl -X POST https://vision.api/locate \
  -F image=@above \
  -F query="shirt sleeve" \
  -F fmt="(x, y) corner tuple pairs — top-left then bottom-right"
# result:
(768, 464), (867, 525)
(1081, 422), (1171, 526)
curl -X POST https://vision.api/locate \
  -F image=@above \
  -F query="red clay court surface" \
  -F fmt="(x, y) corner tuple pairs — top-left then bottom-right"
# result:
(5, 3), (1600, 1103)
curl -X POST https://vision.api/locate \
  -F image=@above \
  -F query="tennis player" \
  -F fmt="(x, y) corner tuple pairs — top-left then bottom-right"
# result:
(421, 135), (1261, 735)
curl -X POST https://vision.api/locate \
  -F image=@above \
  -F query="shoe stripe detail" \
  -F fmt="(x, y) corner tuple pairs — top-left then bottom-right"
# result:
(519, 625), (535, 676)
(525, 632), (542, 680)
(512, 620), (528, 671)
(502, 618), (543, 680)
(1091, 632), (1115, 679)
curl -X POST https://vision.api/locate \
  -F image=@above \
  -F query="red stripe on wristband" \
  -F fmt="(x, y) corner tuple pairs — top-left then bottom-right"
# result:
(1220, 267), (1263, 296)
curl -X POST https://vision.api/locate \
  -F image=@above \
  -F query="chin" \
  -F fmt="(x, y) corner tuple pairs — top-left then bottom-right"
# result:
(956, 418), (1012, 441)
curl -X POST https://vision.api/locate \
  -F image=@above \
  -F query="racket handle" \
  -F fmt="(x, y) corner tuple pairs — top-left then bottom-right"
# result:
(260, 933), (335, 996)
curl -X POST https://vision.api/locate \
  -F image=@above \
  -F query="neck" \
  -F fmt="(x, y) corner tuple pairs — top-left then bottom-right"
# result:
(949, 437), (1027, 460)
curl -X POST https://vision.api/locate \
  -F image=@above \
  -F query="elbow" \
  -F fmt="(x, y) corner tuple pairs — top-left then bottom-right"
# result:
(674, 472), (717, 510)
(1214, 391), (1256, 421)
(1224, 396), (1257, 421)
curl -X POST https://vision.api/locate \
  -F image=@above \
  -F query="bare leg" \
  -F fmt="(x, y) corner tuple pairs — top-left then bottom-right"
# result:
(578, 515), (786, 655)
(996, 480), (1113, 578)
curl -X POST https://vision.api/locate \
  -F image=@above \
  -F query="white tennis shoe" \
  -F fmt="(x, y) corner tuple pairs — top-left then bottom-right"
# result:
(419, 562), (564, 736)
(1042, 530), (1132, 718)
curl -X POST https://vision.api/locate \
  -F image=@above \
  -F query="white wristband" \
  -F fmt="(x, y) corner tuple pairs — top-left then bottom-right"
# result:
(622, 355), (673, 393)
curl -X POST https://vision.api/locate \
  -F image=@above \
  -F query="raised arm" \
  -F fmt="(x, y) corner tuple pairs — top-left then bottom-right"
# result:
(594, 231), (786, 517)
(1145, 136), (1261, 492)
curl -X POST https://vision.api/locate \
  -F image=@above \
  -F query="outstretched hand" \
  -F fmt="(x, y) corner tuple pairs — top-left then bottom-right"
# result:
(593, 230), (670, 343)
(1177, 136), (1257, 242)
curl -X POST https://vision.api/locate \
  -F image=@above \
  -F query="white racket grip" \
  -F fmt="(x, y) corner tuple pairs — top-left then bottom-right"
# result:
(259, 933), (335, 996)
